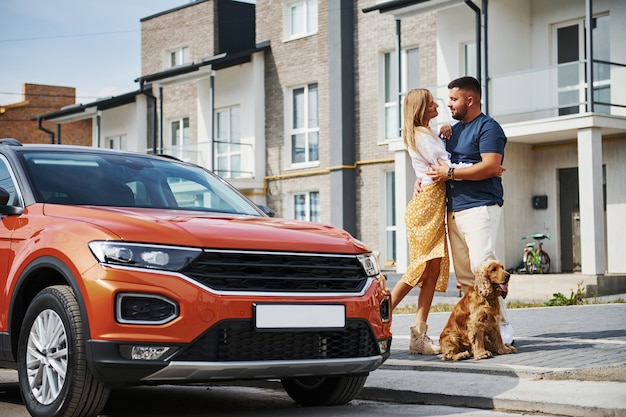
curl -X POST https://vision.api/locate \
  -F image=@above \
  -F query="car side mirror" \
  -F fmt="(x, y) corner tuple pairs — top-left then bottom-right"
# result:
(257, 204), (276, 217)
(0, 187), (24, 215)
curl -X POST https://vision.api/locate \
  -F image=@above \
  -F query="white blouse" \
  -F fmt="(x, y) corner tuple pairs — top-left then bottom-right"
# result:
(407, 128), (451, 186)
(407, 127), (471, 186)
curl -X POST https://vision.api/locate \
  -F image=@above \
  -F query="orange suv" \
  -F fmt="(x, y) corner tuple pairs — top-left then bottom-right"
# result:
(0, 139), (392, 417)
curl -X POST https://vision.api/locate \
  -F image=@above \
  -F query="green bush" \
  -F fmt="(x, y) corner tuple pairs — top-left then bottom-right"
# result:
(544, 281), (585, 306)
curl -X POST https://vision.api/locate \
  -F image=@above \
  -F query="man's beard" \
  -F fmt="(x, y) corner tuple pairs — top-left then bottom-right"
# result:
(451, 107), (466, 121)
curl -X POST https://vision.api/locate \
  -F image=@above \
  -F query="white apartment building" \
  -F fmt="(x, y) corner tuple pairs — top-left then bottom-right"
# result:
(37, 0), (626, 284)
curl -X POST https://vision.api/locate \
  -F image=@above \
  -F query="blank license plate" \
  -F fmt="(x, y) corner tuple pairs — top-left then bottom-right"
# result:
(254, 304), (346, 330)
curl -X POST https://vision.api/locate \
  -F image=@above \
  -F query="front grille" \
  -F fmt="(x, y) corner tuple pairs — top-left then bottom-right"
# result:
(173, 319), (380, 362)
(182, 250), (368, 293)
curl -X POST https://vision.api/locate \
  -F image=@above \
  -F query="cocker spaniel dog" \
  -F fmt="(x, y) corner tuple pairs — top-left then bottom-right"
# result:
(439, 260), (517, 361)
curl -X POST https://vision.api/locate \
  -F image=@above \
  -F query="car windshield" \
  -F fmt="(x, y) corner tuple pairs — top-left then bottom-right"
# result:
(18, 150), (263, 216)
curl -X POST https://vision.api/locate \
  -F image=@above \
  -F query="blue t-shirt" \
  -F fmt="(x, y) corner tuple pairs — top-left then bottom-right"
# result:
(446, 113), (506, 212)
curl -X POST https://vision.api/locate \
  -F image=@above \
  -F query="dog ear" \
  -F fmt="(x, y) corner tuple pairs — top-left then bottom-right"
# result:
(475, 263), (493, 298)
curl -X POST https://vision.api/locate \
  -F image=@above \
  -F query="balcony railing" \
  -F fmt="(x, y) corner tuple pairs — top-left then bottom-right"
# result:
(426, 60), (626, 128)
(212, 139), (255, 179)
(146, 139), (255, 179)
(489, 60), (626, 124)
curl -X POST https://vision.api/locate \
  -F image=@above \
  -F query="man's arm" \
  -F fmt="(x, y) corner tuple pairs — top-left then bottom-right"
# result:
(427, 153), (505, 182)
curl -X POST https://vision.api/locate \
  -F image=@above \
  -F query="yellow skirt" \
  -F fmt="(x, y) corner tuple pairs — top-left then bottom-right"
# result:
(400, 181), (449, 292)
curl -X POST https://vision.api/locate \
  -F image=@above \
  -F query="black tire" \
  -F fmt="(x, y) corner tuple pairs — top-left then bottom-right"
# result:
(17, 285), (109, 417)
(540, 252), (551, 274)
(281, 375), (367, 406)
(524, 254), (537, 274)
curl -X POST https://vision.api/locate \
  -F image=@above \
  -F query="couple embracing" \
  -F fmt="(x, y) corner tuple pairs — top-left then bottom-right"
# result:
(389, 76), (513, 355)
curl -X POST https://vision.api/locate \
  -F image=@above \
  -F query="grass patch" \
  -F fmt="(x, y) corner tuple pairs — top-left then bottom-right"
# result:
(394, 300), (545, 315)
(393, 291), (625, 315)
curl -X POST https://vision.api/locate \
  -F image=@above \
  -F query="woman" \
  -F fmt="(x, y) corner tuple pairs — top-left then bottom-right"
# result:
(390, 88), (467, 355)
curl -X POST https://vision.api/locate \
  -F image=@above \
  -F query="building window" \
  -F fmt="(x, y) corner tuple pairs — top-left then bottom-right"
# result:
(290, 83), (319, 165)
(106, 135), (126, 150)
(285, 0), (318, 39)
(463, 42), (477, 78)
(384, 171), (396, 267)
(168, 46), (190, 68)
(384, 48), (420, 140)
(169, 117), (190, 159)
(294, 191), (320, 222)
(555, 14), (610, 115)
(215, 106), (242, 179)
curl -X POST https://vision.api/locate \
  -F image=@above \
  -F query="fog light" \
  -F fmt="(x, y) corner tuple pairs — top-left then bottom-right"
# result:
(378, 339), (391, 354)
(131, 346), (171, 360)
(380, 295), (391, 322)
(117, 293), (178, 324)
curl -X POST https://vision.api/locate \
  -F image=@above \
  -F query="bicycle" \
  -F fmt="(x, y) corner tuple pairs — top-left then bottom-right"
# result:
(522, 233), (551, 274)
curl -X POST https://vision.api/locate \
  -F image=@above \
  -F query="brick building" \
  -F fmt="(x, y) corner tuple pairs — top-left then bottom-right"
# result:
(258, 0), (437, 268)
(33, 0), (626, 276)
(0, 83), (91, 145)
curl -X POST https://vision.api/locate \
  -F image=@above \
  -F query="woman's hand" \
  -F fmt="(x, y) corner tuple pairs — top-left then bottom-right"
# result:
(427, 158), (451, 183)
(413, 179), (422, 198)
(439, 124), (452, 139)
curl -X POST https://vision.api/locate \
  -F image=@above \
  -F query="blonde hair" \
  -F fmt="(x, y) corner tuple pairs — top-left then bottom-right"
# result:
(402, 88), (434, 152)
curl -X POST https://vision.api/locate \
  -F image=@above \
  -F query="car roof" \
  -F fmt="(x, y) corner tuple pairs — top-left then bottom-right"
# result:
(0, 139), (180, 163)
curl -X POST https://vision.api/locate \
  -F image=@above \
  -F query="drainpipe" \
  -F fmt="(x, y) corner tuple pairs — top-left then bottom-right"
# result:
(210, 71), (215, 171)
(396, 19), (402, 137)
(56, 124), (61, 144)
(139, 80), (159, 154)
(586, 0), (594, 112)
(465, 0), (482, 92)
(482, 0), (489, 115)
(159, 86), (164, 154)
(96, 111), (101, 147)
(37, 117), (55, 144)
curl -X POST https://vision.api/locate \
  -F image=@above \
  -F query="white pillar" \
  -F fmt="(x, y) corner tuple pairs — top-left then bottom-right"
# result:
(577, 127), (606, 274)
(389, 139), (414, 273)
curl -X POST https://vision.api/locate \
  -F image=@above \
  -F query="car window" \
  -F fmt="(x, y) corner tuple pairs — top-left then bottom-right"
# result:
(166, 177), (241, 213)
(0, 156), (20, 206)
(18, 150), (262, 216)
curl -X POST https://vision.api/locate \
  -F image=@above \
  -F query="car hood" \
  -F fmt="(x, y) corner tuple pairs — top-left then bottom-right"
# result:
(42, 205), (367, 254)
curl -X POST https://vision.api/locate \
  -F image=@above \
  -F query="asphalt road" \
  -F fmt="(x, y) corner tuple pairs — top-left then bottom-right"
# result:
(0, 302), (624, 416)
(0, 372), (558, 417)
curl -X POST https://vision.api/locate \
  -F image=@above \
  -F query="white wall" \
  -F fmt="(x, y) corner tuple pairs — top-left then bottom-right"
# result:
(93, 96), (148, 153)
(433, 0), (626, 273)
(208, 53), (266, 195)
(605, 138), (626, 272)
(503, 137), (626, 274)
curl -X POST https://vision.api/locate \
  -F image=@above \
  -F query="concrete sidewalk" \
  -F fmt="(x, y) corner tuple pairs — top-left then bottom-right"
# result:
(364, 272), (626, 416)
(362, 366), (626, 417)
(386, 271), (626, 308)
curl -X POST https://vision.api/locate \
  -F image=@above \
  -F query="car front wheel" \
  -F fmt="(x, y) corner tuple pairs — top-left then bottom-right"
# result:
(17, 285), (109, 417)
(281, 374), (367, 406)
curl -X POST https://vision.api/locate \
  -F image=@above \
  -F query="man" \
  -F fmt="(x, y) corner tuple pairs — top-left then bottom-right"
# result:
(427, 76), (513, 344)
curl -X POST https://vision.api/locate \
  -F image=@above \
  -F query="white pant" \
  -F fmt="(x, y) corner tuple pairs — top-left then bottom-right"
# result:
(447, 205), (502, 288)
(448, 205), (511, 327)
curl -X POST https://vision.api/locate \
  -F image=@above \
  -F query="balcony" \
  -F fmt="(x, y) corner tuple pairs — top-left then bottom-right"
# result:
(490, 60), (626, 124)
(429, 60), (626, 144)
(149, 139), (256, 180)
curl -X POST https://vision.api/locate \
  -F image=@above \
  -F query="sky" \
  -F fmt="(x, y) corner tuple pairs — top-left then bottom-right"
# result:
(0, 0), (190, 106)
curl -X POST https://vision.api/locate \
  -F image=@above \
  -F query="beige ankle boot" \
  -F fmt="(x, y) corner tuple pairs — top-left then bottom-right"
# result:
(409, 323), (441, 355)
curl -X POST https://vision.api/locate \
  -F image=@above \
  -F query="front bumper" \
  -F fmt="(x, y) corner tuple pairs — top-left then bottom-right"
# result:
(83, 262), (392, 385)
(142, 356), (387, 381)
(87, 319), (391, 385)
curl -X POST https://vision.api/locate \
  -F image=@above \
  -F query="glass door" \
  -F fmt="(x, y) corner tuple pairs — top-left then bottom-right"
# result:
(555, 15), (610, 115)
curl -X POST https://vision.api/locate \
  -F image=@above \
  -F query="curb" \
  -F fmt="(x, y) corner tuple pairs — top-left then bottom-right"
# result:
(360, 367), (626, 417)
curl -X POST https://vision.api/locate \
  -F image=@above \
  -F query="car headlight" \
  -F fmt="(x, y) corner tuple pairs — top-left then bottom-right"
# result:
(89, 241), (202, 271)
(357, 253), (381, 277)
